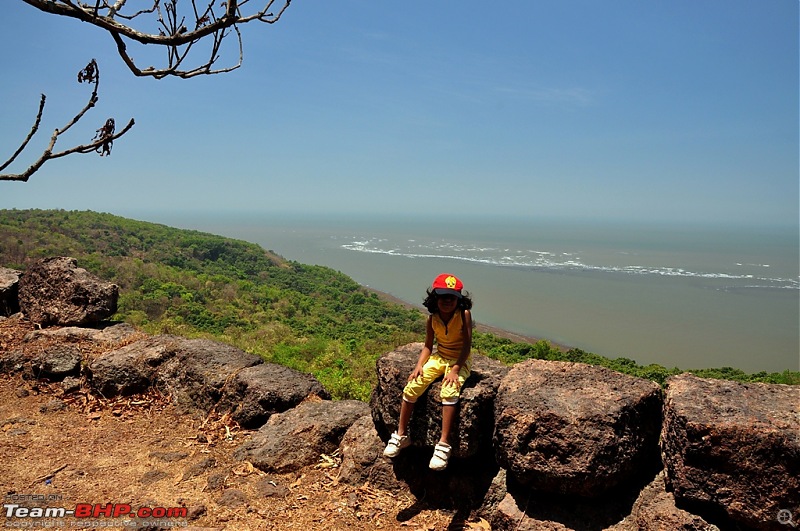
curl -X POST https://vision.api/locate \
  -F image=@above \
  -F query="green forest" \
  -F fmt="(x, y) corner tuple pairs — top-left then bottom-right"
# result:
(1, 209), (797, 400)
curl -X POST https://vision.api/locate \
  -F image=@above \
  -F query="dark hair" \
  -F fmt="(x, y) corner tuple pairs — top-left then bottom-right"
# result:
(422, 288), (473, 314)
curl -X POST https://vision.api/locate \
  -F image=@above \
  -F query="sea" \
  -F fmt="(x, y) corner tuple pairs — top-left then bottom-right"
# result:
(141, 212), (799, 374)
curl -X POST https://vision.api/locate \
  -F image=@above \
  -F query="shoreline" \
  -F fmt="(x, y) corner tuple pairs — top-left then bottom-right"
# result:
(364, 286), (571, 352)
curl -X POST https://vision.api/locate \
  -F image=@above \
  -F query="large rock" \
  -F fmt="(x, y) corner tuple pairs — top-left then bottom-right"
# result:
(491, 472), (719, 531)
(234, 399), (369, 473)
(494, 359), (662, 497)
(489, 484), (642, 531)
(0, 321), (140, 377)
(337, 415), (407, 492)
(89, 335), (178, 396)
(32, 345), (82, 380)
(370, 342), (509, 459)
(89, 335), (262, 412)
(661, 373), (800, 530)
(0, 267), (21, 316)
(18, 257), (118, 326)
(606, 471), (719, 531)
(155, 338), (266, 412)
(491, 495), (571, 531)
(215, 363), (330, 428)
(24, 323), (140, 344)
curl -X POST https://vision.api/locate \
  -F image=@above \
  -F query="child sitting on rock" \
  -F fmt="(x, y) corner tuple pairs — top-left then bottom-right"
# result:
(383, 273), (473, 470)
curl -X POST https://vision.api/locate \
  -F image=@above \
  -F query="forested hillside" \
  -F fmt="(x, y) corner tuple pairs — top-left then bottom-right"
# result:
(0, 209), (426, 399)
(1, 209), (796, 396)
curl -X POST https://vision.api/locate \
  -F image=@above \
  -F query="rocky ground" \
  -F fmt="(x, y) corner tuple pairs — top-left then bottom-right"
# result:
(0, 318), (489, 531)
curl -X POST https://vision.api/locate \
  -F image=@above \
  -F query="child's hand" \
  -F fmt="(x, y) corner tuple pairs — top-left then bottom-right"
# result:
(443, 369), (460, 388)
(408, 366), (423, 382)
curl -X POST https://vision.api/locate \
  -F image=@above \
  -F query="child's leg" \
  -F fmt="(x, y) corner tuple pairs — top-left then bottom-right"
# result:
(385, 357), (446, 458)
(400, 354), (448, 431)
(430, 402), (459, 471)
(438, 360), (471, 445)
(439, 403), (457, 444)
(396, 398), (414, 436)
(385, 397), (417, 457)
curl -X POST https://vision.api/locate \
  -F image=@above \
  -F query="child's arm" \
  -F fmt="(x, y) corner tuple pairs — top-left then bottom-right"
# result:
(443, 309), (472, 387)
(409, 315), (434, 381)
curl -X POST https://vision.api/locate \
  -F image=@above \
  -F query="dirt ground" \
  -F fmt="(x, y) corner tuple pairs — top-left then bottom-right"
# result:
(0, 318), (490, 531)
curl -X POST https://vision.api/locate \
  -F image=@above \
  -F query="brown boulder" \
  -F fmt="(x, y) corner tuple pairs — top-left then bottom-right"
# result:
(490, 496), (571, 531)
(24, 322), (139, 344)
(18, 257), (118, 326)
(488, 470), (656, 530)
(607, 471), (719, 531)
(0, 267), (21, 316)
(215, 363), (330, 428)
(0, 321), (138, 377)
(370, 342), (509, 459)
(491, 471), (719, 531)
(233, 399), (370, 473)
(88, 335), (178, 396)
(88, 335), (263, 412)
(32, 345), (82, 380)
(494, 359), (662, 497)
(337, 415), (407, 492)
(661, 373), (800, 530)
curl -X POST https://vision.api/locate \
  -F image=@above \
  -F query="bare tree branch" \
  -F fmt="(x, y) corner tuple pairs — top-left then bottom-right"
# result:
(0, 59), (135, 182)
(0, 95), (46, 173)
(5, 0), (291, 181)
(21, 0), (292, 79)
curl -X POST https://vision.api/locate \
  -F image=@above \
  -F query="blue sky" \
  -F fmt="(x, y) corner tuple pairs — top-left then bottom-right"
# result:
(1, 1), (797, 226)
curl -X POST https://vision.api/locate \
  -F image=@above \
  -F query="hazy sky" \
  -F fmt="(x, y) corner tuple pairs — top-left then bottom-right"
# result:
(1, 1), (797, 226)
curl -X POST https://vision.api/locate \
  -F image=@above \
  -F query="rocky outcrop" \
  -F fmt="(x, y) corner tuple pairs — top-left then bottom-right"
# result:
(661, 373), (800, 530)
(233, 399), (370, 473)
(490, 490), (636, 531)
(607, 471), (720, 531)
(88, 335), (179, 396)
(142, 337), (264, 412)
(491, 470), (720, 531)
(18, 257), (118, 326)
(494, 359), (663, 497)
(0, 267), (20, 316)
(32, 345), (82, 380)
(370, 342), (509, 459)
(2, 257), (796, 530)
(88, 335), (328, 417)
(216, 363), (331, 428)
(24, 322), (140, 343)
(0, 322), (140, 376)
(337, 415), (407, 492)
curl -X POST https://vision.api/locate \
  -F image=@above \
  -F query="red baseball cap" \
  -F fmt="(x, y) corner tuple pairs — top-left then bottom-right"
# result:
(432, 273), (464, 298)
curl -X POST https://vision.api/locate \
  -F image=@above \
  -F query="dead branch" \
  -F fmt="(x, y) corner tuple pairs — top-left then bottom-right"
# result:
(21, 0), (292, 79)
(0, 95), (46, 173)
(30, 464), (69, 487)
(0, 59), (135, 182)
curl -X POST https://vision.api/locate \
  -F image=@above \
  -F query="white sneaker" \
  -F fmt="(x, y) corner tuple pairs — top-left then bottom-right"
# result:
(383, 432), (410, 458)
(429, 442), (451, 470)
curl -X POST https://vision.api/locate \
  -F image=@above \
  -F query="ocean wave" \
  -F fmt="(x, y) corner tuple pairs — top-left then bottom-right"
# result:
(340, 240), (800, 289)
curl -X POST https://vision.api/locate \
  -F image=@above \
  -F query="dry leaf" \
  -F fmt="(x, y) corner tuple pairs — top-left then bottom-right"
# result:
(315, 453), (340, 469)
(466, 517), (492, 530)
(232, 461), (255, 476)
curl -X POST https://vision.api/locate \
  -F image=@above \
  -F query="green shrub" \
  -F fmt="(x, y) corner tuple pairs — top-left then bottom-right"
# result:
(1, 209), (796, 398)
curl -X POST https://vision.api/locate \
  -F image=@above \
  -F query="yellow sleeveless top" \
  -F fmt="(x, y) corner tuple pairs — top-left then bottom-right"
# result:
(431, 311), (467, 360)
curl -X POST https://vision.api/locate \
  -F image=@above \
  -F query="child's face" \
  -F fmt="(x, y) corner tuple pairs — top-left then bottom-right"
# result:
(437, 294), (458, 314)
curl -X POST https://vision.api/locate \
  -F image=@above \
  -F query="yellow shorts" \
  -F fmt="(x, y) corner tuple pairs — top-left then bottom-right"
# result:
(402, 352), (471, 405)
